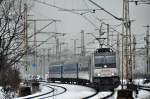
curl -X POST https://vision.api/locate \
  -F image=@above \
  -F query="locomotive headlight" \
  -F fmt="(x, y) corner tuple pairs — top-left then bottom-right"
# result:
(104, 65), (107, 68)
(97, 73), (101, 76)
(111, 73), (114, 76)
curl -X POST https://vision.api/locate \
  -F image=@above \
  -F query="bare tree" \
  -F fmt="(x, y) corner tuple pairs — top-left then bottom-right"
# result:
(0, 0), (27, 97)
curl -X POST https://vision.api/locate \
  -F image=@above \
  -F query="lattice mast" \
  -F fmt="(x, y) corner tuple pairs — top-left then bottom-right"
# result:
(24, 3), (28, 72)
(145, 25), (150, 75)
(122, 0), (132, 83)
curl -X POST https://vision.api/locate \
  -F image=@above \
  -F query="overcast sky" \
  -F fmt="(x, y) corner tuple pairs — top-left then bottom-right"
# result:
(28, 0), (150, 52)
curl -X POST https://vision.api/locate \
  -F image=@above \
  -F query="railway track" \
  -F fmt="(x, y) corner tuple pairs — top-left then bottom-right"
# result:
(17, 81), (120, 99)
(46, 81), (114, 99)
(37, 83), (67, 99)
(24, 84), (55, 99)
(138, 85), (150, 91)
(18, 82), (67, 99)
(46, 82), (100, 99)
(35, 81), (101, 99)
(82, 89), (99, 99)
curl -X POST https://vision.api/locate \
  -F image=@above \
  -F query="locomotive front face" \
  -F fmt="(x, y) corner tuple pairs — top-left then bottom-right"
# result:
(93, 52), (117, 77)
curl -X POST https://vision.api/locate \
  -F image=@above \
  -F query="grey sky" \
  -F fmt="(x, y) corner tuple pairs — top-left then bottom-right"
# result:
(29, 0), (150, 52)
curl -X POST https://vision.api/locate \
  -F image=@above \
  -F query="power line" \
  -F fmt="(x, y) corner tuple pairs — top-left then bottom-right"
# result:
(88, 0), (123, 21)
(33, 0), (80, 14)
(33, 0), (99, 29)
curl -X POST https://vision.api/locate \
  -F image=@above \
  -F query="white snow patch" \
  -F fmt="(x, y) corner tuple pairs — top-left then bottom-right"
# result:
(47, 83), (96, 99)
(1, 79), (150, 99)
(0, 87), (5, 99)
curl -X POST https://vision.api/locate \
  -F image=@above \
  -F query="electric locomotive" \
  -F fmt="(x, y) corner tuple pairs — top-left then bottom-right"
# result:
(92, 48), (120, 90)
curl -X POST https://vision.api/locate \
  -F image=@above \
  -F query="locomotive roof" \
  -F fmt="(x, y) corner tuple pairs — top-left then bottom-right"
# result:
(94, 52), (116, 56)
(95, 48), (114, 53)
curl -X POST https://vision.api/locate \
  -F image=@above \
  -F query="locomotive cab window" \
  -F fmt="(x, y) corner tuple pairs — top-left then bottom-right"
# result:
(105, 56), (116, 64)
(94, 54), (116, 68)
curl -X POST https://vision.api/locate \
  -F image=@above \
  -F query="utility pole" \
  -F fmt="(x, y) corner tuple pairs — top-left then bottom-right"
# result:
(48, 48), (51, 62)
(123, 0), (132, 83)
(59, 42), (65, 63)
(23, 3), (28, 79)
(117, 32), (120, 78)
(99, 23), (103, 48)
(43, 48), (45, 79)
(107, 24), (110, 46)
(81, 30), (85, 56)
(121, 32), (124, 89)
(71, 39), (78, 56)
(144, 25), (150, 75)
(33, 20), (37, 75)
(132, 35), (136, 79)
(39, 49), (42, 77)
(133, 35), (136, 70)
(56, 37), (59, 61)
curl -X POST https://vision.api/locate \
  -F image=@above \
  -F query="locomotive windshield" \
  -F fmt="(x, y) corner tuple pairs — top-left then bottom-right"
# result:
(95, 54), (116, 68)
(105, 56), (116, 64)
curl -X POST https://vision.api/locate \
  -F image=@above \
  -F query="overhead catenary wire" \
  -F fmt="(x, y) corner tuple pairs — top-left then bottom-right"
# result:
(33, 0), (80, 15)
(82, 0), (122, 47)
(82, 0), (126, 52)
(28, 20), (58, 39)
(33, 0), (99, 29)
(32, 0), (127, 51)
(81, 0), (122, 36)
(88, 0), (123, 21)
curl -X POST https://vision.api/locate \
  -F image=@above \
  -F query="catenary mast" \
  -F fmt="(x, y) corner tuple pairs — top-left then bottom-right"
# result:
(122, 0), (132, 84)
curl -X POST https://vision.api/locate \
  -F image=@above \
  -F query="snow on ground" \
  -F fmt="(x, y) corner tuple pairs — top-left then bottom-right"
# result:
(107, 89), (150, 99)
(46, 83), (96, 99)
(133, 79), (145, 85)
(107, 87), (150, 99)
(15, 83), (112, 99)
(100, 80), (150, 99)
(91, 91), (112, 99)
(0, 87), (5, 99)
(1, 79), (150, 99)
(134, 90), (150, 99)
(133, 79), (150, 99)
